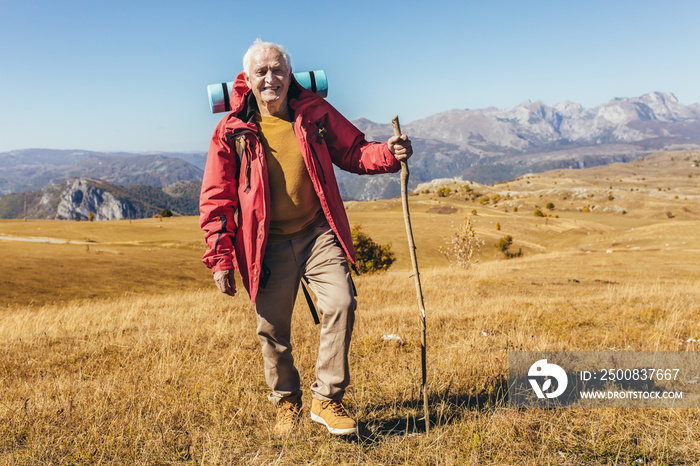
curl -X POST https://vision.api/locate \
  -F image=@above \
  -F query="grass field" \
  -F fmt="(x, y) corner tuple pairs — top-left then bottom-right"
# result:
(1, 151), (699, 464)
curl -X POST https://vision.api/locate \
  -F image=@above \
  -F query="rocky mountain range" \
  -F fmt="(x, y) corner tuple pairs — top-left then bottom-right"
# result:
(1, 92), (699, 218)
(342, 92), (700, 199)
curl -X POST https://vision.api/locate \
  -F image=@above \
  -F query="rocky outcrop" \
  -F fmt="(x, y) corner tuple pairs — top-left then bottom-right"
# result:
(0, 177), (202, 220)
(34, 179), (143, 220)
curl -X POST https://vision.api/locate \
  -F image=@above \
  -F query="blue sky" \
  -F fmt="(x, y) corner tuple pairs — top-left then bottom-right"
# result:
(1, 0), (699, 152)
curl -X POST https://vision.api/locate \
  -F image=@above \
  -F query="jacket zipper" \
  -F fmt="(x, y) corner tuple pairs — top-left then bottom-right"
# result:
(309, 143), (327, 184)
(242, 136), (251, 193)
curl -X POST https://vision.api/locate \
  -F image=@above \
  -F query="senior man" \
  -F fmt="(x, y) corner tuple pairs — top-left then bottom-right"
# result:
(199, 39), (412, 436)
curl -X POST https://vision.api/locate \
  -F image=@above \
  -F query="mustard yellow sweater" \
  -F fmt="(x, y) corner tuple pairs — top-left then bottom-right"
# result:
(255, 109), (323, 239)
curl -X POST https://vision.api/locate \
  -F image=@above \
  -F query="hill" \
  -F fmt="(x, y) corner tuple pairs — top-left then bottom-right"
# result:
(0, 178), (201, 220)
(0, 149), (205, 196)
(0, 149), (696, 300)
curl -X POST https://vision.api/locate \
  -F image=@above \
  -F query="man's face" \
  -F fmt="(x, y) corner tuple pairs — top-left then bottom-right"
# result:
(244, 48), (291, 115)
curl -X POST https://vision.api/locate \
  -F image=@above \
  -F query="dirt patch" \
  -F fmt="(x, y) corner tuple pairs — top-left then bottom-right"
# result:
(427, 206), (458, 214)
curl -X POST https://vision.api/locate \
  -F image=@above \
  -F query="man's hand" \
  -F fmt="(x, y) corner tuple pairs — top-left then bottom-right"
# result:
(387, 134), (413, 162)
(213, 269), (236, 296)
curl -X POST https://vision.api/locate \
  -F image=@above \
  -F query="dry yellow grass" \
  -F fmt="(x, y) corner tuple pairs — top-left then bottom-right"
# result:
(1, 150), (700, 464)
(2, 257), (699, 464)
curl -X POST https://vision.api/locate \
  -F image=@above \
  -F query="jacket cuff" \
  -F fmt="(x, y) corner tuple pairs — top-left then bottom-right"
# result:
(204, 255), (235, 273)
(382, 143), (402, 171)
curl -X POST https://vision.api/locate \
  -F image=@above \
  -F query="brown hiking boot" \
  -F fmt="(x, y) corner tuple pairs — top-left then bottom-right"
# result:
(310, 399), (357, 435)
(273, 395), (302, 436)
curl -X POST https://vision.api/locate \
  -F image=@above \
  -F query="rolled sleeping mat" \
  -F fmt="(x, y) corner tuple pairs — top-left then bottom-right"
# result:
(207, 70), (328, 114)
(293, 70), (328, 98)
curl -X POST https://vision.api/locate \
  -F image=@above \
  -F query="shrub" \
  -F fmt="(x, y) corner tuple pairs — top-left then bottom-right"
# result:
(545, 202), (554, 210)
(608, 194), (615, 201)
(439, 217), (484, 269)
(88, 213), (95, 222)
(534, 209), (545, 217)
(495, 235), (513, 253)
(437, 187), (451, 197)
(495, 235), (523, 259)
(513, 206), (518, 213)
(351, 225), (395, 274)
(161, 209), (173, 218)
(495, 223), (501, 231)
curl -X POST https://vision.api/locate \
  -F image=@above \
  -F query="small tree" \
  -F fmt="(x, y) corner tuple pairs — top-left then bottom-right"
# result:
(160, 208), (173, 218)
(351, 225), (395, 274)
(439, 217), (484, 269)
(437, 187), (451, 197)
(495, 235), (523, 259)
(495, 235), (513, 254)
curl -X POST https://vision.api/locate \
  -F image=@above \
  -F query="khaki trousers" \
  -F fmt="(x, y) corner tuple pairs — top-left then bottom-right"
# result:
(255, 221), (356, 405)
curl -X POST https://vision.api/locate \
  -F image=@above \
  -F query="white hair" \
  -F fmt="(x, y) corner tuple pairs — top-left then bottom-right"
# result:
(242, 39), (291, 76)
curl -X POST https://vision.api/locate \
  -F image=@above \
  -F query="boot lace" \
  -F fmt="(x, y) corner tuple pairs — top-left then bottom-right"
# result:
(327, 400), (348, 417)
(278, 401), (301, 422)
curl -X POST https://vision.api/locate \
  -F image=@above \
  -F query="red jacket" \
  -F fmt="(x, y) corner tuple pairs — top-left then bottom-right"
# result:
(200, 72), (401, 303)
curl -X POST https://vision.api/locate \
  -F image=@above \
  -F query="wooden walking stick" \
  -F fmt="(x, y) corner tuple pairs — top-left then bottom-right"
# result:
(392, 116), (429, 433)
